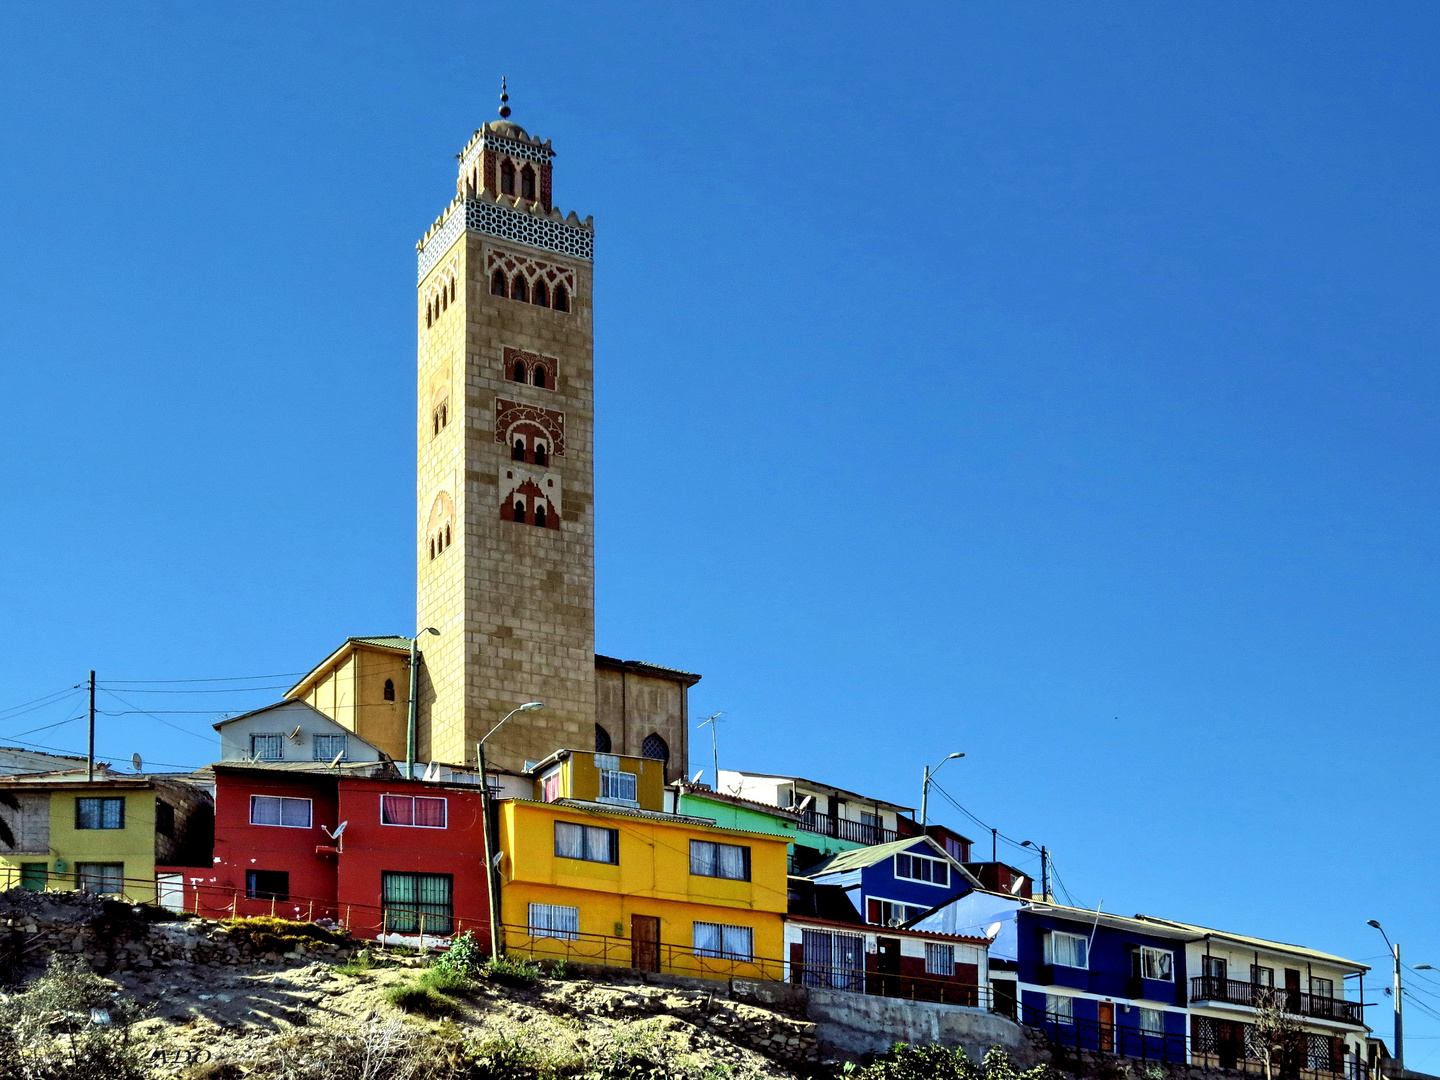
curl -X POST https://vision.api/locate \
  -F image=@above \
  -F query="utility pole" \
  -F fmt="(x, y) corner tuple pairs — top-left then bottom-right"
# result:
(991, 828), (997, 862)
(1368, 920), (1404, 1075)
(920, 752), (964, 827)
(1041, 846), (1049, 901)
(698, 713), (723, 786)
(86, 671), (96, 782)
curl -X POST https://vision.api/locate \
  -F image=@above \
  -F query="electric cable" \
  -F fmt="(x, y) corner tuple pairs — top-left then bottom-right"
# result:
(103, 672), (306, 684)
(98, 689), (220, 745)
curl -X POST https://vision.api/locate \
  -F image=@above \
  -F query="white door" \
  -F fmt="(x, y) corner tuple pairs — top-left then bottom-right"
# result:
(156, 873), (184, 912)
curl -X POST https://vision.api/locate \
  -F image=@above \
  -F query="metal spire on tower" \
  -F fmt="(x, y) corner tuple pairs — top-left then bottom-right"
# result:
(498, 77), (511, 119)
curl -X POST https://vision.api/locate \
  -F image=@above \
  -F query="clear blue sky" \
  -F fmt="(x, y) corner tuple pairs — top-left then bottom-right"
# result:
(2, 2), (1437, 1057)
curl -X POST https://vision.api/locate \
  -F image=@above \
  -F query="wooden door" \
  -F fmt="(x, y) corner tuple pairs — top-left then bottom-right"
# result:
(1284, 968), (1301, 1013)
(631, 915), (660, 972)
(1098, 1002), (1114, 1053)
(876, 936), (901, 996)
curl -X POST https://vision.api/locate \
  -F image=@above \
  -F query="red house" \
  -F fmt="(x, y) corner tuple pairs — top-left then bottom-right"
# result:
(177, 762), (493, 945)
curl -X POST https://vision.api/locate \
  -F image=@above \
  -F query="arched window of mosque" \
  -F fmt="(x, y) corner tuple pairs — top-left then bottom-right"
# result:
(532, 280), (549, 307)
(444, 524), (451, 547)
(425, 303), (432, 328)
(532, 365), (547, 389)
(534, 442), (548, 468)
(535, 505), (547, 528)
(511, 359), (526, 382)
(512, 437), (526, 462)
(554, 285), (569, 312)
(491, 269), (506, 296)
(440, 289), (447, 312)
(642, 734), (669, 766)
(512, 276), (529, 303)
(500, 160), (515, 195)
(428, 538), (435, 560)
(520, 164), (536, 200)
(383, 679), (396, 702)
(449, 279), (455, 303)
(594, 724), (612, 754)
(513, 501), (526, 523)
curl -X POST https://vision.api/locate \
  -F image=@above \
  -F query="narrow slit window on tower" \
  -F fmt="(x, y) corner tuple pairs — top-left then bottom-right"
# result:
(513, 501), (526, 523)
(554, 285), (570, 312)
(500, 160), (515, 195)
(512, 437), (526, 462)
(491, 269), (506, 296)
(594, 724), (612, 753)
(512, 276), (529, 303)
(532, 280), (549, 307)
(449, 279), (455, 303)
(512, 360), (527, 382)
(535, 505), (547, 528)
(532, 365), (547, 389)
(534, 443), (548, 467)
(441, 289), (447, 312)
(426, 304), (432, 328)
(520, 164), (536, 200)
(384, 679), (395, 702)
(429, 538), (435, 560)
(444, 524), (451, 547)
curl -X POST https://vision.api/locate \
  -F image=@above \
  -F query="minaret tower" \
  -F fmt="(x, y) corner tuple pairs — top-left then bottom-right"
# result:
(414, 85), (597, 774)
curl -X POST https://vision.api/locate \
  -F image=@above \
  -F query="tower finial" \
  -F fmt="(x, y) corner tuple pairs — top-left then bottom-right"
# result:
(498, 76), (511, 120)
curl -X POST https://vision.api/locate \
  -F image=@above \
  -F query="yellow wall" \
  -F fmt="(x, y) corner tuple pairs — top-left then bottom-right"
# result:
(0, 788), (159, 902)
(294, 646), (409, 760)
(540, 751), (666, 810)
(497, 800), (788, 981)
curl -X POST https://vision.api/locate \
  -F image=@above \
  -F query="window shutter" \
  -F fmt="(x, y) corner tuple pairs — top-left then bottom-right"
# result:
(867, 899), (881, 924)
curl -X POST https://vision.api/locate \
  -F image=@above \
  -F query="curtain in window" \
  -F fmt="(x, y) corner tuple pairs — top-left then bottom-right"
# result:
(586, 826), (614, 863)
(600, 770), (637, 802)
(716, 843), (747, 880)
(555, 822), (586, 859)
(313, 735), (347, 761)
(279, 799), (311, 828)
(528, 903), (579, 940)
(693, 922), (753, 961)
(414, 797), (446, 827)
(382, 872), (453, 935)
(1045, 932), (1087, 968)
(76, 863), (123, 895)
(382, 795), (414, 825)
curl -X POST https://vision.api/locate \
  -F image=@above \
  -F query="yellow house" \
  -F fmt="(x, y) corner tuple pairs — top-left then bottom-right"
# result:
(0, 772), (213, 904)
(497, 797), (789, 981)
(526, 748), (667, 809)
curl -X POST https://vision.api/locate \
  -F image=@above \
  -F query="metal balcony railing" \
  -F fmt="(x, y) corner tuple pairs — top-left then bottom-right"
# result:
(1190, 977), (1364, 1025)
(797, 811), (898, 847)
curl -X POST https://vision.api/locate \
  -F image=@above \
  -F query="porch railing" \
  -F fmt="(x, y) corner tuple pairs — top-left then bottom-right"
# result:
(797, 811), (899, 847)
(1189, 977), (1364, 1025)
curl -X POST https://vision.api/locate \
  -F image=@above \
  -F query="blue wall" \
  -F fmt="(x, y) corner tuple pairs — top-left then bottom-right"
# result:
(1017, 910), (1189, 1006)
(861, 840), (969, 912)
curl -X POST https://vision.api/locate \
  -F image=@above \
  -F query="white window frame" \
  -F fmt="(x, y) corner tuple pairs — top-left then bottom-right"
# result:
(870, 897), (928, 927)
(250, 733), (284, 761)
(312, 733), (348, 761)
(1140, 945), (1175, 982)
(894, 851), (950, 887)
(249, 795), (313, 829)
(598, 768), (638, 806)
(693, 921), (754, 961)
(554, 821), (619, 864)
(1043, 930), (1089, 969)
(1047, 993), (1074, 1024)
(689, 839), (751, 881)
(527, 902), (579, 941)
(924, 942), (956, 976)
(1139, 1007), (1164, 1035)
(379, 794), (448, 829)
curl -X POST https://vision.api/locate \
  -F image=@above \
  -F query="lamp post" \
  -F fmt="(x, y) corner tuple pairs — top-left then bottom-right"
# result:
(1022, 840), (1049, 901)
(919, 752), (964, 828)
(478, 701), (544, 961)
(406, 628), (440, 780)
(1369, 920), (1403, 1075)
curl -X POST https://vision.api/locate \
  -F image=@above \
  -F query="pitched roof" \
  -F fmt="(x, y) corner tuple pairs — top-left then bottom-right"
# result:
(203, 760), (398, 779)
(676, 785), (803, 821)
(720, 770), (915, 813)
(594, 654), (702, 686)
(211, 697), (345, 731)
(286, 636), (412, 698)
(799, 835), (982, 888)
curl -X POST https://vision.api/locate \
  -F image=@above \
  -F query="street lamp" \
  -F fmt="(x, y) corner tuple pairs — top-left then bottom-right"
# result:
(919, 752), (964, 828)
(1368, 920), (1403, 1074)
(478, 701), (544, 961)
(1021, 840), (1049, 901)
(406, 628), (441, 780)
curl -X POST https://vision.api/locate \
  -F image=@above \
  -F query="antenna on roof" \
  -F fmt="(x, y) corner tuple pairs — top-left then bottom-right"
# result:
(498, 76), (511, 119)
(698, 713), (725, 790)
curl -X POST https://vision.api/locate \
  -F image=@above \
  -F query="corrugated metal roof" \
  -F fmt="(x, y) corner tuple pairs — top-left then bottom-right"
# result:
(799, 836), (934, 876)
(351, 636), (412, 651)
(1130, 913), (1367, 969)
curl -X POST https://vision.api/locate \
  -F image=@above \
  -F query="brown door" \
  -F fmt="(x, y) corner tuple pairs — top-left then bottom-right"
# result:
(1216, 1020), (1242, 1070)
(1285, 968), (1301, 1013)
(1098, 1002), (1115, 1053)
(631, 915), (660, 972)
(876, 936), (901, 996)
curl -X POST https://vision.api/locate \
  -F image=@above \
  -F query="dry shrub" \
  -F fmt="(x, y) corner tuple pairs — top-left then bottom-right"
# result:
(246, 1020), (466, 1080)
(220, 917), (347, 954)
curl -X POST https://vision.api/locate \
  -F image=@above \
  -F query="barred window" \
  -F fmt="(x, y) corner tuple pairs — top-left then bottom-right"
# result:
(693, 922), (753, 961)
(529, 902), (579, 940)
(924, 942), (955, 976)
(250, 733), (283, 761)
(382, 871), (452, 935)
(75, 797), (124, 830)
(313, 734), (348, 761)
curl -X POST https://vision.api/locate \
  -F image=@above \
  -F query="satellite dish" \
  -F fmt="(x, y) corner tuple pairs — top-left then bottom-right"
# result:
(131, 754), (142, 773)
(797, 795), (815, 812)
(986, 921), (1004, 939)
(323, 821), (348, 840)
(329, 751), (345, 768)
(691, 770), (704, 783)
(490, 851), (504, 870)
(1010, 876), (1027, 895)
(287, 726), (302, 741)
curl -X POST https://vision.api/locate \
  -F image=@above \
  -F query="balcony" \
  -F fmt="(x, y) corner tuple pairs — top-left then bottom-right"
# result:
(798, 810), (899, 847)
(1190, 976), (1363, 1025)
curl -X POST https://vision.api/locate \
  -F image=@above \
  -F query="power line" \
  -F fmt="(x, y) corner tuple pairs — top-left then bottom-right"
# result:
(103, 672), (306, 684)
(97, 685), (292, 695)
(926, 777), (1041, 859)
(97, 689), (219, 745)
(0, 686), (83, 724)
(3, 715), (86, 741)
(0, 733), (197, 771)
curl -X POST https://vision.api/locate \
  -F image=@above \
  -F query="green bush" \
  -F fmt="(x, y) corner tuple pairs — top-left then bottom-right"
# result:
(383, 981), (457, 1018)
(467, 1033), (582, 1080)
(431, 930), (484, 975)
(480, 954), (542, 988)
(851, 1045), (1054, 1080)
(417, 967), (472, 996)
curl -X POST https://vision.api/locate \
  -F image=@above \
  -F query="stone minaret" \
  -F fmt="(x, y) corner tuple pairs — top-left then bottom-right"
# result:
(414, 96), (597, 775)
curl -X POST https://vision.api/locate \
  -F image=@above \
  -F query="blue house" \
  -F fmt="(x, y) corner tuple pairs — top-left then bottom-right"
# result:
(797, 836), (981, 929)
(912, 890), (1193, 1061)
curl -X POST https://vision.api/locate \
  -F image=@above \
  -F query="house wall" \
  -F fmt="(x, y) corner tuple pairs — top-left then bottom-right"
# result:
(783, 920), (986, 989)
(292, 648), (410, 761)
(498, 800), (788, 981)
(1021, 910), (1189, 1006)
(45, 788), (161, 902)
(552, 751), (666, 810)
(714, 772), (906, 832)
(0, 792), (51, 855)
(198, 772), (340, 921)
(218, 701), (385, 764)
(857, 840), (969, 919)
(334, 777), (491, 942)
(152, 778), (214, 867)
(594, 666), (689, 783)
(678, 794), (803, 851)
